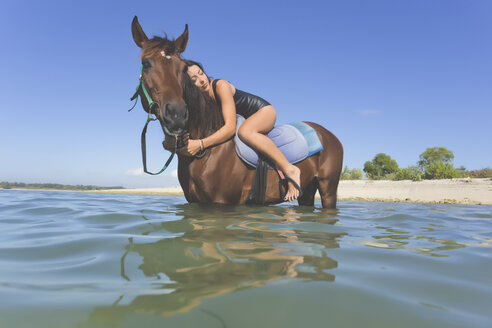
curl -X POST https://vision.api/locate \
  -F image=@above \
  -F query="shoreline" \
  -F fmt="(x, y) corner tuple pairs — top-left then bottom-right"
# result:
(5, 178), (490, 205)
(336, 178), (491, 205)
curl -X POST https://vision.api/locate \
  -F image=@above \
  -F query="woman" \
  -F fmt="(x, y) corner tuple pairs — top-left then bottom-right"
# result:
(182, 60), (301, 202)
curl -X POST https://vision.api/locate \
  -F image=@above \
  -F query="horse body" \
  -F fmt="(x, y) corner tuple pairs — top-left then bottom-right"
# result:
(175, 121), (343, 208)
(131, 16), (343, 209)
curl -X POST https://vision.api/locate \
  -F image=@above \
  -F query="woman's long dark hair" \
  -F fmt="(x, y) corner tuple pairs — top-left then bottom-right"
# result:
(182, 59), (223, 138)
(182, 59), (212, 81)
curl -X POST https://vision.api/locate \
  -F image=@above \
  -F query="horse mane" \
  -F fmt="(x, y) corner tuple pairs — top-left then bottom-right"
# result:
(182, 67), (224, 139)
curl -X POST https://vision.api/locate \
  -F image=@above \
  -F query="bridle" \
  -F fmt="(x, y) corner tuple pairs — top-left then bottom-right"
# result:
(128, 50), (177, 175)
(129, 51), (211, 175)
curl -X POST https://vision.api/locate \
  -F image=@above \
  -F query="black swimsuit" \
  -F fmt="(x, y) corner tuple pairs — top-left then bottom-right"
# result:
(212, 79), (271, 118)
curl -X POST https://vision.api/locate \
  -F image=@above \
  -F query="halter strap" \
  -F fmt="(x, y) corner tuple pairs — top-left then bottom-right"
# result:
(129, 65), (157, 112)
(129, 65), (175, 175)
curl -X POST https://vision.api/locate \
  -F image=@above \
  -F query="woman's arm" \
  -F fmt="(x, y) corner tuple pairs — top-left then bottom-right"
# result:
(182, 80), (237, 155)
(202, 80), (237, 147)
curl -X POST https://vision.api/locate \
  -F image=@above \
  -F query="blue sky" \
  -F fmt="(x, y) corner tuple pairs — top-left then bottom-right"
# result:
(1, 0), (491, 188)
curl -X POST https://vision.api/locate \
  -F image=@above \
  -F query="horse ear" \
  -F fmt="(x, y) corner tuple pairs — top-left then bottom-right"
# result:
(132, 16), (149, 48)
(175, 24), (189, 53)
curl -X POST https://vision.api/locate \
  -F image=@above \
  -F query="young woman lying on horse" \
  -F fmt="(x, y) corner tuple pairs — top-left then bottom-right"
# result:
(178, 59), (302, 202)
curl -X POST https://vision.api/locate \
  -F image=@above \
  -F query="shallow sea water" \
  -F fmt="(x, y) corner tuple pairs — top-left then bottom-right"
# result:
(0, 190), (491, 328)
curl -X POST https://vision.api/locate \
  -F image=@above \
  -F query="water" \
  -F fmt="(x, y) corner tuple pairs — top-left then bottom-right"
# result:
(0, 190), (491, 328)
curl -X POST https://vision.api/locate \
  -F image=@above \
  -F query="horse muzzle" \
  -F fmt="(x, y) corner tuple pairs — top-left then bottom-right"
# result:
(161, 101), (188, 136)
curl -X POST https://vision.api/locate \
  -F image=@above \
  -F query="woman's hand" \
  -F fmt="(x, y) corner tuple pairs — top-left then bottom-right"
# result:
(163, 133), (193, 156)
(178, 138), (202, 156)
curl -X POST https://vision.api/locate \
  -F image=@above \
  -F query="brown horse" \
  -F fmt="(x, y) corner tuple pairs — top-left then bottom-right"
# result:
(131, 16), (343, 208)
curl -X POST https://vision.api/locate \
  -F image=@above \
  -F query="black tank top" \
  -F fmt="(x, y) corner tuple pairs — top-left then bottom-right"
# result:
(212, 79), (271, 118)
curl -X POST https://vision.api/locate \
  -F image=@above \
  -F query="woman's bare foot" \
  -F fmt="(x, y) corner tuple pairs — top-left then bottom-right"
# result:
(284, 165), (301, 202)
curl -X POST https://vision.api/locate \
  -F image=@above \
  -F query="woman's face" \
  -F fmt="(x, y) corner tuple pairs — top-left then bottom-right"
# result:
(187, 65), (209, 92)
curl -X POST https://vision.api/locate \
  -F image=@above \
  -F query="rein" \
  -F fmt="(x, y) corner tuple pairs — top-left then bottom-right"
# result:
(129, 64), (176, 175)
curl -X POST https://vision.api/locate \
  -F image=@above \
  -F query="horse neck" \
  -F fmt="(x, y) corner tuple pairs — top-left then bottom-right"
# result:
(179, 136), (236, 170)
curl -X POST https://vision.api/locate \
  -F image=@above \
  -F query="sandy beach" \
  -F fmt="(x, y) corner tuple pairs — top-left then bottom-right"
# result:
(95, 178), (492, 205)
(336, 178), (491, 205)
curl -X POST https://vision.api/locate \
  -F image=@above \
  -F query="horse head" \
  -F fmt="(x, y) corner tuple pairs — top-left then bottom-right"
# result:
(131, 16), (189, 136)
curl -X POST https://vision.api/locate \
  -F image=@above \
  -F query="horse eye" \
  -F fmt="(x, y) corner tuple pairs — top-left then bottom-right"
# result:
(142, 59), (152, 69)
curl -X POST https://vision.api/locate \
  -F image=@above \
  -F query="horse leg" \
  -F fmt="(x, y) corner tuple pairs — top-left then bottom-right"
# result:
(318, 177), (339, 209)
(306, 123), (343, 209)
(297, 178), (318, 206)
(317, 151), (343, 209)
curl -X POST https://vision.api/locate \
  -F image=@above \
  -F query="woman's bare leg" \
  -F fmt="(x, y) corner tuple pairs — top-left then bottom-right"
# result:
(238, 106), (301, 201)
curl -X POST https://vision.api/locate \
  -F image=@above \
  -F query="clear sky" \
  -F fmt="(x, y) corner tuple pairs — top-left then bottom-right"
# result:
(1, 0), (491, 188)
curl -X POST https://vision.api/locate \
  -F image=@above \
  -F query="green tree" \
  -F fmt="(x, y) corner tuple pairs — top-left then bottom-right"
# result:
(0, 182), (11, 189)
(425, 162), (462, 179)
(393, 166), (423, 181)
(418, 147), (461, 179)
(364, 153), (399, 179)
(464, 168), (492, 178)
(418, 147), (454, 168)
(349, 168), (363, 180)
(341, 166), (363, 180)
(341, 166), (350, 180)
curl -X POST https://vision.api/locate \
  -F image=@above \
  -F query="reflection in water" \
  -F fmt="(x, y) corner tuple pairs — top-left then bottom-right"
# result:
(368, 225), (467, 257)
(2, 192), (491, 328)
(83, 205), (343, 325)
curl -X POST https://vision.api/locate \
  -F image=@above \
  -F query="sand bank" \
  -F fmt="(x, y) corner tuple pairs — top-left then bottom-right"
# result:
(336, 178), (491, 205)
(96, 178), (491, 205)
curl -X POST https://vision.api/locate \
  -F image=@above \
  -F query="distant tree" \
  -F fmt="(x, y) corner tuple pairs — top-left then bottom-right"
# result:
(0, 181), (124, 190)
(341, 166), (350, 180)
(393, 166), (423, 181)
(349, 168), (363, 180)
(0, 182), (11, 189)
(364, 153), (399, 179)
(464, 168), (492, 178)
(418, 147), (454, 168)
(341, 166), (363, 180)
(418, 147), (461, 179)
(425, 162), (462, 179)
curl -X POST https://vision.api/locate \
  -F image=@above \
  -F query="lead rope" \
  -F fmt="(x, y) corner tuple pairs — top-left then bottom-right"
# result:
(141, 113), (176, 175)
